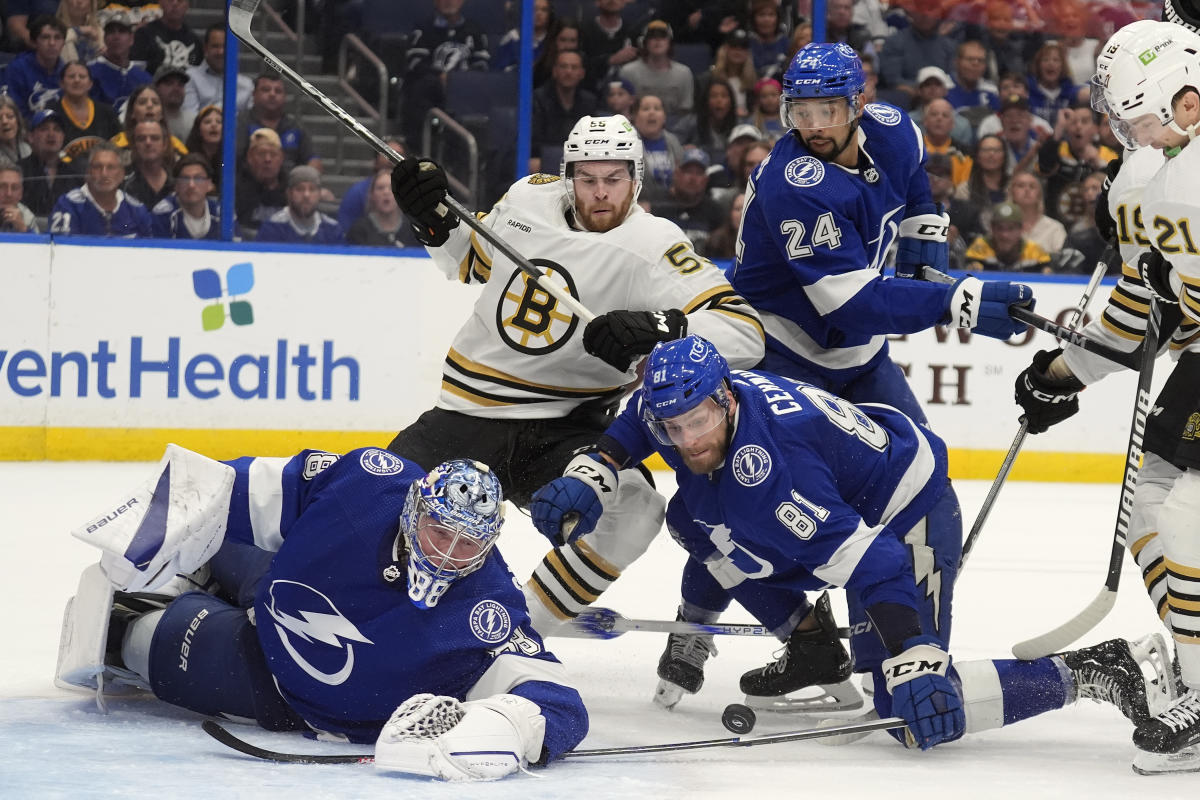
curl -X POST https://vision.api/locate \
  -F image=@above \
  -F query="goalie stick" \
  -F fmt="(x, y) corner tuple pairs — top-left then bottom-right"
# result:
(1010, 300), (1163, 660)
(558, 606), (851, 640)
(226, 0), (596, 323)
(201, 716), (906, 764)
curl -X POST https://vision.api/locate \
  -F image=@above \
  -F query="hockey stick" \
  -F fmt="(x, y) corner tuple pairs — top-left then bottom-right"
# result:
(1011, 300), (1162, 660)
(226, 0), (595, 323)
(558, 606), (851, 640)
(201, 716), (906, 764)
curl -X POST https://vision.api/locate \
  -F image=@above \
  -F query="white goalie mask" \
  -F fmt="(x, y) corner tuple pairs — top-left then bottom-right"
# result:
(1092, 21), (1200, 149)
(560, 114), (644, 211)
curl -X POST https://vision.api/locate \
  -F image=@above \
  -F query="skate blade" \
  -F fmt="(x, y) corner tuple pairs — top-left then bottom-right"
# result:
(744, 679), (864, 713)
(1130, 633), (1177, 717)
(653, 680), (687, 710)
(1133, 746), (1200, 775)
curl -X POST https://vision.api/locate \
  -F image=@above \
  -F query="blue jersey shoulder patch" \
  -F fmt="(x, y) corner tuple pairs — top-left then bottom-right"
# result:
(784, 155), (826, 188)
(864, 103), (903, 126)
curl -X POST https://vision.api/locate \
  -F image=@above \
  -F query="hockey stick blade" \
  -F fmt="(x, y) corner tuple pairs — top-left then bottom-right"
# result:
(202, 716), (906, 764)
(1010, 588), (1117, 660)
(560, 607), (850, 640)
(226, 0), (596, 323)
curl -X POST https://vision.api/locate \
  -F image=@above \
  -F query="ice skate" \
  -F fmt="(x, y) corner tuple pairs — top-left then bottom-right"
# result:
(1062, 634), (1172, 725)
(653, 614), (717, 710)
(1132, 690), (1200, 774)
(739, 592), (860, 713)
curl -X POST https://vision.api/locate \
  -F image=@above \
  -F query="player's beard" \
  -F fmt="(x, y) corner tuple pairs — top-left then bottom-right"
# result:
(800, 123), (857, 163)
(576, 194), (633, 232)
(676, 422), (733, 474)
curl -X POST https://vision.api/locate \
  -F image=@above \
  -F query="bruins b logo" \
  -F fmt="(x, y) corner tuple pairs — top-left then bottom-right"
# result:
(496, 259), (580, 354)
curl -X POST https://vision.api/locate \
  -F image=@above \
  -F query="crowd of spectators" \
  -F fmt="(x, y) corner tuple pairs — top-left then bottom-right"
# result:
(0, 0), (1165, 262)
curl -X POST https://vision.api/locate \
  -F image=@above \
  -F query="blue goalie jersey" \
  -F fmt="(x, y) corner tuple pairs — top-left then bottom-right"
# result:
(604, 370), (949, 615)
(218, 447), (587, 755)
(730, 104), (954, 379)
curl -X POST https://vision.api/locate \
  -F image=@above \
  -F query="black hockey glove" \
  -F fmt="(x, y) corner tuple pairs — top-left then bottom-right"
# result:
(1013, 348), (1085, 434)
(582, 309), (688, 372)
(1094, 154), (1122, 249)
(1138, 250), (1178, 303)
(391, 158), (459, 246)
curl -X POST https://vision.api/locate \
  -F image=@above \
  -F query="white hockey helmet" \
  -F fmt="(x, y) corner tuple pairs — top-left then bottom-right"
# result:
(560, 114), (645, 207)
(1093, 21), (1200, 149)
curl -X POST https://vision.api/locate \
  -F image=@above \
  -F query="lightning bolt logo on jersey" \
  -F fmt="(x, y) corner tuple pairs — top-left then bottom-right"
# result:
(265, 580), (374, 686)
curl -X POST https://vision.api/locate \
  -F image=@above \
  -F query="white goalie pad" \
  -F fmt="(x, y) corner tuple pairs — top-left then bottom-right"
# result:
(71, 444), (235, 592)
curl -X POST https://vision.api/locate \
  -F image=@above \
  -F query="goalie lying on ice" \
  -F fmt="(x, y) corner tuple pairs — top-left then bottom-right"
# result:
(55, 444), (588, 781)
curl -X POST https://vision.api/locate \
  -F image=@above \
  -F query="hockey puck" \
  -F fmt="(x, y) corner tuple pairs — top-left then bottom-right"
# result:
(721, 703), (756, 734)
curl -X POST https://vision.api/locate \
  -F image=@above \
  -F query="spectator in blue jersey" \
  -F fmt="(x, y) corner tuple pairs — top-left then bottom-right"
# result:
(234, 73), (320, 174)
(5, 15), (67, 117)
(183, 24), (253, 114)
(337, 136), (407, 232)
(151, 152), (219, 239)
(945, 40), (1000, 113)
(256, 165), (342, 244)
(87, 13), (153, 110)
(492, 0), (554, 74)
(131, 0), (203, 76)
(531, 335), (1170, 748)
(1025, 40), (1079, 127)
(631, 93), (683, 205)
(56, 448), (588, 780)
(50, 141), (153, 236)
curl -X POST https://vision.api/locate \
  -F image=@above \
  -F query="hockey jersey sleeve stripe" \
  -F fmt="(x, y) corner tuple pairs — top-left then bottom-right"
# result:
(446, 348), (625, 397)
(465, 652), (572, 702)
(804, 268), (878, 316)
(873, 414), (938, 524)
(760, 308), (887, 370)
(1101, 312), (1150, 343)
(441, 377), (549, 407)
(812, 518), (885, 588)
(706, 303), (767, 337)
(247, 456), (291, 552)
(1182, 287), (1200, 324)
(1169, 321), (1200, 350)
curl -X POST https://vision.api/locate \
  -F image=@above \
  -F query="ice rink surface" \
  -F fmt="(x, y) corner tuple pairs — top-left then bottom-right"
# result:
(1, 462), (1194, 799)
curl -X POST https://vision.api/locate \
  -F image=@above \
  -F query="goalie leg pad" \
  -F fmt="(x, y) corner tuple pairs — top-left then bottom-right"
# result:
(74, 444), (236, 592)
(55, 564), (121, 694)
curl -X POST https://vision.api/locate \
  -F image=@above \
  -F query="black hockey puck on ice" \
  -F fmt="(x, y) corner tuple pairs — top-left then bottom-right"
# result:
(721, 703), (756, 734)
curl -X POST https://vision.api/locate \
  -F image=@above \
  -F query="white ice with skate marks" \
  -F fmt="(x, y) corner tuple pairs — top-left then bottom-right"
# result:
(1, 462), (1195, 798)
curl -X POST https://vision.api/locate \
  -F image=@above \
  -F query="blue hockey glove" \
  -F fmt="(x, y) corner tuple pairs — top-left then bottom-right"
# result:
(530, 453), (618, 545)
(881, 635), (964, 751)
(895, 202), (950, 279)
(946, 276), (1034, 340)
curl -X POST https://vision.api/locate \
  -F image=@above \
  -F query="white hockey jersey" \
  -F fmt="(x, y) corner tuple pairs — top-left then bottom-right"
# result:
(422, 174), (765, 418)
(1062, 145), (1200, 384)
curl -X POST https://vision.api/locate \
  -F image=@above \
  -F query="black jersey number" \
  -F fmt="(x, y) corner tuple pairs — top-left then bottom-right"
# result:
(1152, 214), (1200, 256)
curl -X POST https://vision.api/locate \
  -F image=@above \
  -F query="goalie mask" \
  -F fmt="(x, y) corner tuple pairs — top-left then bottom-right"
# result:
(560, 114), (644, 212)
(641, 335), (732, 448)
(401, 459), (504, 609)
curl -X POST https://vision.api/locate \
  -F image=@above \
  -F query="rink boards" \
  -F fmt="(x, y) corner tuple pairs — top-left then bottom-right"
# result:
(0, 236), (1159, 481)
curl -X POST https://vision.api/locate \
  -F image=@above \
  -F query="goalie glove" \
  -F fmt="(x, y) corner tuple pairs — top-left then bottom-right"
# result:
(391, 158), (459, 247)
(945, 276), (1033, 340)
(895, 202), (950, 280)
(1014, 348), (1084, 434)
(375, 693), (546, 782)
(530, 451), (618, 544)
(881, 636), (964, 751)
(582, 309), (687, 372)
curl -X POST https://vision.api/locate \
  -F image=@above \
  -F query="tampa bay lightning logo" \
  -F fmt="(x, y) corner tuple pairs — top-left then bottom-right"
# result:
(731, 445), (772, 486)
(784, 156), (825, 188)
(469, 599), (512, 644)
(864, 103), (902, 126)
(359, 448), (405, 476)
(264, 580), (374, 686)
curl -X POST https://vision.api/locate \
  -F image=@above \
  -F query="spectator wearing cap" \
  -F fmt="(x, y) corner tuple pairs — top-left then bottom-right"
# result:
(1025, 41), (1078, 128)
(124, 118), (176, 208)
(256, 165), (343, 244)
(151, 152), (220, 239)
(154, 64), (195, 142)
(747, 0), (788, 74)
(19, 108), (84, 217)
(529, 49), (600, 174)
(5, 15), (67, 117)
(50, 140), (153, 237)
(748, 77), (784, 139)
(919, 98), (973, 188)
(908, 67), (975, 149)
(88, 14), (153, 109)
(946, 40), (1000, 114)
(579, 0), (639, 92)
(618, 20), (694, 117)
(924, 153), (982, 270)
(652, 145), (725, 257)
(133, 0), (204, 76)
(993, 93), (1043, 175)
(0, 97), (32, 165)
(58, 0), (103, 64)
(6, 0), (62, 50)
(709, 122), (764, 199)
(877, 1), (957, 97)
(236, 127), (287, 233)
(672, 77), (738, 165)
(603, 78), (637, 119)
(701, 29), (757, 119)
(346, 169), (420, 249)
(632, 93), (684, 204)
(1007, 169), (1066, 256)
(964, 201), (1052, 273)
(51, 61), (121, 157)
(338, 137), (409, 233)
(1036, 105), (1117, 226)
(976, 72), (1053, 139)
(0, 161), (40, 233)
(184, 24), (253, 114)
(235, 73), (320, 175)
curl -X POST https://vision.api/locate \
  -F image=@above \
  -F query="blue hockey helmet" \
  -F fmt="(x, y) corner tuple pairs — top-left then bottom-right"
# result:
(641, 335), (732, 446)
(780, 42), (866, 131)
(401, 459), (505, 609)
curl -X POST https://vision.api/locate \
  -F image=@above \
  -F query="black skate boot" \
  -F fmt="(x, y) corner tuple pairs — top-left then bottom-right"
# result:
(1061, 635), (1165, 725)
(654, 613), (717, 710)
(1134, 689), (1200, 755)
(739, 592), (859, 712)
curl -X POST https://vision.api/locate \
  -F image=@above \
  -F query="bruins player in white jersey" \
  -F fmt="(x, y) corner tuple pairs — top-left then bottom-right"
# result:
(1014, 19), (1200, 773)
(387, 114), (765, 635)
